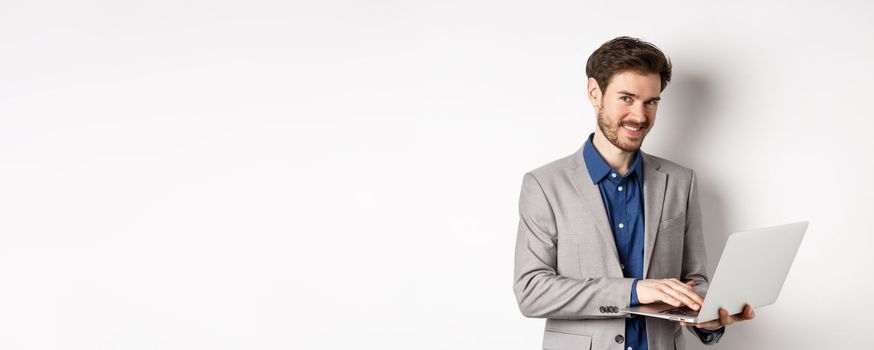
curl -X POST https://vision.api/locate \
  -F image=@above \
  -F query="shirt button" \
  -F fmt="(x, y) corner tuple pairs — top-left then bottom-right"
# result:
(611, 173), (617, 178)
(615, 335), (625, 344)
(618, 223), (625, 229)
(620, 264), (625, 270)
(628, 347), (633, 350)
(618, 186), (623, 191)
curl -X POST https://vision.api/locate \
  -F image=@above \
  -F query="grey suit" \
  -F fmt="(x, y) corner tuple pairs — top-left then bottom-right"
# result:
(513, 146), (712, 350)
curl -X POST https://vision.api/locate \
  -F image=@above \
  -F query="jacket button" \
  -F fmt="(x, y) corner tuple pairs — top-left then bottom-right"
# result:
(599, 306), (606, 313)
(615, 335), (624, 344)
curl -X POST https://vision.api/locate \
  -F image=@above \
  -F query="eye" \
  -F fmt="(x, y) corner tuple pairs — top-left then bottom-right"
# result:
(620, 96), (632, 103)
(647, 100), (659, 106)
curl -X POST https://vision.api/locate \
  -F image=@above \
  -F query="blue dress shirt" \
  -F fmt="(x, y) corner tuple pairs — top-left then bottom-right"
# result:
(582, 134), (724, 348)
(582, 134), (648, 350)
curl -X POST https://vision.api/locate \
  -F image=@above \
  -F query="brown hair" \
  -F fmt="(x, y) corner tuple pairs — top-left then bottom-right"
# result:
(585, 36), (672, 93)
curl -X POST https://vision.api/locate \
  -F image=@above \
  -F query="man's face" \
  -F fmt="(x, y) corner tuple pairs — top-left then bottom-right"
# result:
(593, 71), (662, 152)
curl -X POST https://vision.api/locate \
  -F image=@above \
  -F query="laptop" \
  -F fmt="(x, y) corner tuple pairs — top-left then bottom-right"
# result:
(621, 221), (808, 323)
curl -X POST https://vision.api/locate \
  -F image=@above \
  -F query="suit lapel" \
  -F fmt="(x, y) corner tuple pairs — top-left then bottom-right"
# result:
(642, 153), (666, 278)
(566, 147), (621, 273)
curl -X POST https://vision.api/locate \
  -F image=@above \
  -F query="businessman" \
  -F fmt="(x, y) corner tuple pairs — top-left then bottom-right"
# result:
(513, 37), (754, 350)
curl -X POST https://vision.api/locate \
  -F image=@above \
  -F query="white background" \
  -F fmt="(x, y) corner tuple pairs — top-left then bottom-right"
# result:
(1, 1), (872, 349)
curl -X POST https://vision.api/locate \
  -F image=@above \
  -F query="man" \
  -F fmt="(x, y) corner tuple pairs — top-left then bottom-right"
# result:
(513, 36), (755, 350)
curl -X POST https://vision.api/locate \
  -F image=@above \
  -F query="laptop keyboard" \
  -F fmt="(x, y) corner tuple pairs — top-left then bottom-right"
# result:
(659, 306), (699, 317)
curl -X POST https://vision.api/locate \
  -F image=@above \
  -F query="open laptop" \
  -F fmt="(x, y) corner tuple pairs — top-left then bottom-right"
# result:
(621, 221), (808, 323)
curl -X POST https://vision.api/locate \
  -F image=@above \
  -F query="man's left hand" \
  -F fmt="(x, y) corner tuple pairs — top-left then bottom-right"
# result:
(680, 304), (755, 331)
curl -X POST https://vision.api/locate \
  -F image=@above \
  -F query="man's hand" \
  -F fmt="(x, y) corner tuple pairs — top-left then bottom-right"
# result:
(636, 279), (703, 310)
(681, 304), (756, 331)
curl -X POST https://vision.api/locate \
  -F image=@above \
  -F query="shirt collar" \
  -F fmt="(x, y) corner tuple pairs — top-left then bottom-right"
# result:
(582, 133), (643, 184)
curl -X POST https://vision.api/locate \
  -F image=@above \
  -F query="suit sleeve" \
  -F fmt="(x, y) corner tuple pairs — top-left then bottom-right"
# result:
(683, 170), (725, 343)
(513, 172), (635, 319)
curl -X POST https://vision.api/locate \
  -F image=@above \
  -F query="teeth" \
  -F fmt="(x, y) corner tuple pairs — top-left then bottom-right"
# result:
(623, 125), (640, 131)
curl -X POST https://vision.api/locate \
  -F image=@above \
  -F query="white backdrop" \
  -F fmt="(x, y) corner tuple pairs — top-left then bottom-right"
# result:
(1, 1), (872, 349)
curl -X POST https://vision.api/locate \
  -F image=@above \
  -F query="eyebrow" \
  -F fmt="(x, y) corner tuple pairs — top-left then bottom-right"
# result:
(617, 90), (661, 102)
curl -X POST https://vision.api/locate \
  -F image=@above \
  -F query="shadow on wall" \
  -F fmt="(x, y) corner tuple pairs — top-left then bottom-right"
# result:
(664, 71), (755, 350)
(660, 73), (733, 278)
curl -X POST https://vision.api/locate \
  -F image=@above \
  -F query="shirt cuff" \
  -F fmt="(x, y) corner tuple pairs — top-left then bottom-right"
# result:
(630, 279), (640, 306)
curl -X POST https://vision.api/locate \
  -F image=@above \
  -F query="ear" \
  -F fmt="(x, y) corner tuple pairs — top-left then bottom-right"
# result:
(587, 77), (602, 108)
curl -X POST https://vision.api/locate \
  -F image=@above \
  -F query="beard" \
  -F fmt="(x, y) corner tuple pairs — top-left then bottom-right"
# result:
(596, 107), (650, 152)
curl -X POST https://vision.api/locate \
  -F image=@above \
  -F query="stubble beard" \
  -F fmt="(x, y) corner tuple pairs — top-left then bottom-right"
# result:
(596, 107), (649, 153)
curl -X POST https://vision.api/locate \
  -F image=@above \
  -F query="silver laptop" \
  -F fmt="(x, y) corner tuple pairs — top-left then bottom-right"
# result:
(621, 221), (808, 323)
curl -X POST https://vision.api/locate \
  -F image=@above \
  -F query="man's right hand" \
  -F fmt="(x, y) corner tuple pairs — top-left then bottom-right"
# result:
(636, 279), (704, 310)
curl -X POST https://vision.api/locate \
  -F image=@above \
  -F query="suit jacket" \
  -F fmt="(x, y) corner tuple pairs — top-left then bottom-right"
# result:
(513, 146), (712, 350)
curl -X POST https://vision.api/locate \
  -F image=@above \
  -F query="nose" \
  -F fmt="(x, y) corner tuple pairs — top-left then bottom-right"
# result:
(628, 102), (647, 123)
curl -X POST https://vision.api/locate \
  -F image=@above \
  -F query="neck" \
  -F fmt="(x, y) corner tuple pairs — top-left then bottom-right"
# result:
(592, 130), (637, 176)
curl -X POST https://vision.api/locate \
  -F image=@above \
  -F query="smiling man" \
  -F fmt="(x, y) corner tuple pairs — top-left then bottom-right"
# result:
(513, 37), (754, 350)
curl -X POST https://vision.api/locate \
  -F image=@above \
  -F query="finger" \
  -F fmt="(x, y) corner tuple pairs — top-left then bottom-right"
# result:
(658, 293), (683, 307)
(744, 304), (756, 320)
(659, 285), (699, 309)
(665, 279), (704, 304)
(719, 308), (733, 326)
(732, 305), (755, 321)
(668, 278), (693, 290)
(694, 320), (722, 329)
(685, 280), (696, 287)
(663, 281), (704, 307)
